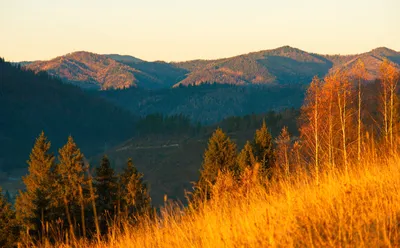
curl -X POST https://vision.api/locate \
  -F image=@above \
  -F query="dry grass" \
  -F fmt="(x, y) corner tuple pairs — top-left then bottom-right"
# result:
(52, 155), (400, 248)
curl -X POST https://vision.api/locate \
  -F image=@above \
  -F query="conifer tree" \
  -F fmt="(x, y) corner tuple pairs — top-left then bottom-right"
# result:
(195, 128), (237, 199)
(252, 120), (275, 179)
(276, 126), (291, 176)
(94, 155), (117, 232)
(237, 141), (256, 174)
(119, 158), (151, 219)
(0, 187), (19, 248)
(54, 136), (86, 239)
(16, 131), (55, 240)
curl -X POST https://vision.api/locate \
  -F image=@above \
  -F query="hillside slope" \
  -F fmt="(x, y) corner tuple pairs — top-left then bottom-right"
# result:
(80, 155), (400, 247)
(328, 47), (400, 80)
(174, 46), (333, 86)
(25, 52), (167, 90)
(24, 47), (400, 90)
(0, 59), (136, 175)
(92, 109), (299, 205)
(98, 84), (305, 124)
(173, 46), (400, 86)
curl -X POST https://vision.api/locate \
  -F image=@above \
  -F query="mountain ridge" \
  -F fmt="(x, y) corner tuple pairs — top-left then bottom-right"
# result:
(23, 46), (400, 90)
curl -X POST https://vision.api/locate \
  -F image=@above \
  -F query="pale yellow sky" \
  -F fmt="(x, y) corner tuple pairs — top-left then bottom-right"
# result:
(1, 0), (399, 62)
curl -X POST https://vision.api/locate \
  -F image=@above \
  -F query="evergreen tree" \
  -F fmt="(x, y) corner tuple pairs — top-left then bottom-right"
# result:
(237, 141), (256, 174)
(94, 155), (117, 232)
(16, 131), (55, 240)
(54, 136), (86, 239)
(0, 187), (20, 248)
(195, 128), (237, 199)
(275, 126), (291, 176)
(119, 158), (151, 220)
(252, 120), (275, 179)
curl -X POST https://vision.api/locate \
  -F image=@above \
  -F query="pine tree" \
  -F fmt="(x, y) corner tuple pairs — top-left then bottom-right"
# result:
(16, 131), (55, 240)
(0, 187), (19, 248)
(119, 158), (151, 220)
(94, 155), (117, 232)
(195, 128), (237, 199)
(237, 141), (256, 174)
(54, 136), (86, 239)
(276, 126), (291, 177)
(252, 120), (275, 179)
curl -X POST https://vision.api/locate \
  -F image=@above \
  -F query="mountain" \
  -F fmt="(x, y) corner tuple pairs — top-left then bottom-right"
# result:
(23, 46), (400, 90)
(327, 47), (400, 80)
(0, 58), (136, 178)
(173, 46), (334, 86)
(173, 46), (400, 86)
(24, 51), (171, 90)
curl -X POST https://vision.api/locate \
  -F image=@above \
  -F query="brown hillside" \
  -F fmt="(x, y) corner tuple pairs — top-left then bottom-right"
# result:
(25, 51), (158, 90)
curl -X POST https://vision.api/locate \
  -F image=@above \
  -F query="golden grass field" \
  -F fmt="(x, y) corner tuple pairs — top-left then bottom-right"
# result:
(52, 154), (400, 248)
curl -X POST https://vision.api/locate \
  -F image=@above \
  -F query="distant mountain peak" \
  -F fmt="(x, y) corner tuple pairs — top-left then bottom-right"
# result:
(369, 47), (399, 57)
(371, 47), (396, 52)
(274, 45), (302, 51)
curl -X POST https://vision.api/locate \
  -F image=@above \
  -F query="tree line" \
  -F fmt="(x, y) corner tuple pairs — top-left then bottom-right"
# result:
(0, 133), (151, 247)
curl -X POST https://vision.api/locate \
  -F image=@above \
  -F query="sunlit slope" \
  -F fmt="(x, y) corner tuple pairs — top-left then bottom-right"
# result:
(82, 156), (400, 247)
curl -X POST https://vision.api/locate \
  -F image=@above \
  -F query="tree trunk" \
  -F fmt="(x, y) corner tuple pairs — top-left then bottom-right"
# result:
(78, 185), (86, 239)
(314, 85), (319, 184)
(63, 196), (76, 241)
(88, 175), (101, 243)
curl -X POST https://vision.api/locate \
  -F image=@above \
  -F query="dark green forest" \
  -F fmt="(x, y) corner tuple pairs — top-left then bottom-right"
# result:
(97, 83), (305, 124)
(0, 58), (136, 174)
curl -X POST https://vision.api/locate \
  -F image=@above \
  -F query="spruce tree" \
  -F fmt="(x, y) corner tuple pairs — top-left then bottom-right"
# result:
(16, 131), (55, 240)
(54, 136), (86, 239)
(119, 158), (151, 219)
(0, 187), (19, 248)
(94, 155), (117, 232)
(252, 120), (275, 179)
(275, 126), (291, 176)
(237, 141), (256, 173)
(195, 128), (237, 199)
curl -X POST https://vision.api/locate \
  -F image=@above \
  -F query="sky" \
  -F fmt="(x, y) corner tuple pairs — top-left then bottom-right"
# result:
(0, 0), (399, 62)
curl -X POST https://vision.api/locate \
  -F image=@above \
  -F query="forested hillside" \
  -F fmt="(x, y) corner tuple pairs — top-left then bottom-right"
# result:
(25, 52), (174, 90)
(93, 109), (300, 205)
(0, 59), (136, 175)
(22, 46), (400, 90)
(98, 84), (305, 124)
(173, 46), (400, 86)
